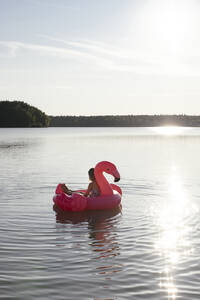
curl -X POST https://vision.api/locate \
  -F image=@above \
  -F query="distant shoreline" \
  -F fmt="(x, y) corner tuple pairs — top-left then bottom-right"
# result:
(49, 115), (200, 127)
(0, 101), (200, 127)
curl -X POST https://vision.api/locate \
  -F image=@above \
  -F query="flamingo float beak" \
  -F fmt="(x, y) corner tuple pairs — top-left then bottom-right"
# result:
(114, 177), (120, 182)
(113, 169), (120, 182)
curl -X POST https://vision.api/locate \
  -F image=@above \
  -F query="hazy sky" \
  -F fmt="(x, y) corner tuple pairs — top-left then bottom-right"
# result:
(0, 0), (200, 115)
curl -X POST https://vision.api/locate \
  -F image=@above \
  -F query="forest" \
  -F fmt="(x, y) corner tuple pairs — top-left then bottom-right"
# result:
(0, 101), (50, 127)
(50, 114), (200, 127)
(0, 101), (200, 127)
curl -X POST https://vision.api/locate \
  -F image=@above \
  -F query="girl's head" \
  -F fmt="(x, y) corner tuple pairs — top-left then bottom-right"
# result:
(88, 168), (95, 181)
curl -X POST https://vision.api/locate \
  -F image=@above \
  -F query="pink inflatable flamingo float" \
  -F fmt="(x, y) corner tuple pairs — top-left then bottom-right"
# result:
(53, 161), (122, 212)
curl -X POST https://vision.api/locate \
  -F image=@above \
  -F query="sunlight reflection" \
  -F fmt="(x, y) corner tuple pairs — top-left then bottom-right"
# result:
(154, 167), (195, 299)
(152, 126), (186, 136)
(159, 275), (177, 300)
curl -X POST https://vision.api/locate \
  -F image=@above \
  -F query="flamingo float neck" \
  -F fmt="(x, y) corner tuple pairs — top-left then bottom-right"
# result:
(94, 161), (120, 196)
(95, 169), (113, 196)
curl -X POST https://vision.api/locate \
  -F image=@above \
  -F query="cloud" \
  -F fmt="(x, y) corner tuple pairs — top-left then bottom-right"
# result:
(1, 37), (200, 77)
(0, 40), (113, 68)
(0, 42), (19, 58)
(40, 34), (161, 65)
(39, 35), (200, 77)
(40, 35), (136, 60)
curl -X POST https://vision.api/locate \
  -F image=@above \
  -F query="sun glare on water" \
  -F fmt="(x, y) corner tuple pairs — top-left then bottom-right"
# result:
(152, 126), (186, 136)
(153, 166), (197, 299)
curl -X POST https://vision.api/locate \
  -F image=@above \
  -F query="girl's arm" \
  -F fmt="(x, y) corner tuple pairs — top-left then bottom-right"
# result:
(84, 182), (92, 197)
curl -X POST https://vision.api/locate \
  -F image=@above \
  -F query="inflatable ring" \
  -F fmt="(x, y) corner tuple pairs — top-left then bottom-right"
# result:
(53, 161), (122, 212)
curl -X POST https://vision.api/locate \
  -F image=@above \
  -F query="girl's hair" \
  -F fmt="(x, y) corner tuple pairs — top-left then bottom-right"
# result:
(88, 168), (95, 181)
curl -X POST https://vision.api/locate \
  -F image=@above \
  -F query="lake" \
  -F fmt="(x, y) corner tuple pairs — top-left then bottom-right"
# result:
(0, 127), (200, 300)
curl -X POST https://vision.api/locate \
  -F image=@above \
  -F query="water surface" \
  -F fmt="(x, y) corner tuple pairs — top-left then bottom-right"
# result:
(0, 127), (200, 299)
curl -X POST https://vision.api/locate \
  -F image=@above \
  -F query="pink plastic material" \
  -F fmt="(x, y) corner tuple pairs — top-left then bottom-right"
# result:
(53, 161), (122, 212)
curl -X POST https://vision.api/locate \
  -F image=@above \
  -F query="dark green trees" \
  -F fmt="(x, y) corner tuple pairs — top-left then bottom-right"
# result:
(49, 114), (200, 127)
(0, 101), (49, 127)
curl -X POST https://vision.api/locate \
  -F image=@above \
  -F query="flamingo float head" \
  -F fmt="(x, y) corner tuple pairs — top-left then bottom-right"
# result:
(95, 161), (120, 182)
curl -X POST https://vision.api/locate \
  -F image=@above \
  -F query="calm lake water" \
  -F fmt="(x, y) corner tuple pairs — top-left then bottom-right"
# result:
(1, 127), (200, 300)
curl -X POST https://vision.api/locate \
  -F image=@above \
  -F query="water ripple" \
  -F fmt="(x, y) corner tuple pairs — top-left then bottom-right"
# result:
(1, 128), (200, 299)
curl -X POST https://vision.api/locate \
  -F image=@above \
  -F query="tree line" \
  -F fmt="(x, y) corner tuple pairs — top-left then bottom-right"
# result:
(49, 114), (200, 127)
(0, 100), (200, 127)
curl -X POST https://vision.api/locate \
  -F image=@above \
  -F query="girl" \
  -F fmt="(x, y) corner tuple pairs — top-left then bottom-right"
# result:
(61, 168), (100, 197)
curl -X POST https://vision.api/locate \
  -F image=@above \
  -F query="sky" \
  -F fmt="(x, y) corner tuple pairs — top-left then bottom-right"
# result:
(0, 0), (200, 116)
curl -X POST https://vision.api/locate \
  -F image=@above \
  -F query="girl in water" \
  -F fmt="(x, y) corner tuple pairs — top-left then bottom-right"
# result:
(61, 168), (100, 197)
